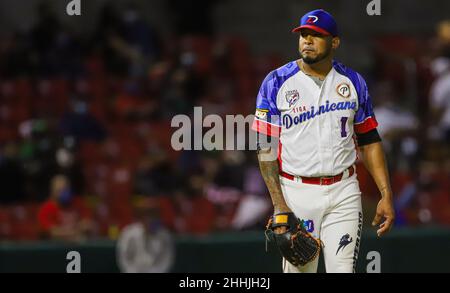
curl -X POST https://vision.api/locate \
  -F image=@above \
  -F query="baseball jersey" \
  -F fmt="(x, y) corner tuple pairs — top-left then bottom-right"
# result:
(252, 60), (378, 177)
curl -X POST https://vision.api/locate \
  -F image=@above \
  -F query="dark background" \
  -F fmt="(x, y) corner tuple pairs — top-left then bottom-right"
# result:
(0, 0), (448, 272)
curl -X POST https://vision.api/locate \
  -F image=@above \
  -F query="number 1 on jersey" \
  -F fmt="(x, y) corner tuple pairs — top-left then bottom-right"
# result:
(340, 117), (348, 137)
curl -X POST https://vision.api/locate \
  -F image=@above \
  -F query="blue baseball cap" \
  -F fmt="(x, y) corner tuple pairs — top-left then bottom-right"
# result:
(292, 9), (338, 37)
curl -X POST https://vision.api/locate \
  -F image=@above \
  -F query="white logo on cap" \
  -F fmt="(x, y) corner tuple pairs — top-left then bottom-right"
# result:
(307, 15), (319, 23)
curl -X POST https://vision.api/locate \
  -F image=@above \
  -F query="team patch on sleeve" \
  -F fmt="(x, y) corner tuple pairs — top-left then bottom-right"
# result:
(336, 83), (351, 98)
(255, 109), (268, 120)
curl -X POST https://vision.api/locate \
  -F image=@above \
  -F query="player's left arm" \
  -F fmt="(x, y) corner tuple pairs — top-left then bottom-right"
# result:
(358, 131), (395, 237)
(353, 72), (395, 237)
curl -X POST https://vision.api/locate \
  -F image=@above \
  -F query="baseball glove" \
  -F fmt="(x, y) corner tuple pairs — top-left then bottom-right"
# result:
(265, 212), (321, 267)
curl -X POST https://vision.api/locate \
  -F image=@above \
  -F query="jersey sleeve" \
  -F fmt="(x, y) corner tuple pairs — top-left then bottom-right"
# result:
(252, 72), (281, 137)
(354, 73), (378, 134)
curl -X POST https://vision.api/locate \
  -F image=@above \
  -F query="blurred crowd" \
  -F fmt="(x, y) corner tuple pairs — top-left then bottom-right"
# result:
(0, 2), (448, 241)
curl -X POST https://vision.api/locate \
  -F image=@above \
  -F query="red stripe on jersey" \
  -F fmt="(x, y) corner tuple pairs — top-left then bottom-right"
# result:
(354, 117), (378, 134)
(252, 119), (281, 137)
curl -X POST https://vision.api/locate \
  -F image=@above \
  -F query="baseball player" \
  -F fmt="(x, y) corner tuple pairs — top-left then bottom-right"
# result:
(254, 9), (395, 273)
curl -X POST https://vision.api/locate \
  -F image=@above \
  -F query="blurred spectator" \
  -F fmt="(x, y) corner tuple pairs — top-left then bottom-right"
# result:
(395, 160), (450, 225)
(160, 174), (216, 234)
(92, 3), (161, 77)
(37, 175), (93, 241)
(60, 98), (107, 142)
(133, 150), (175, 197)
(207, 151), (246, 230)
(0, 143), (26, 203)
(91, 2), (125, 75)
(29, 2), (62, 75)
(19, 119), (59, 202)
(429, 57), (450, 142)
(213, 151), (245, 190)
(158, 55), (206, 118)
(373, 81), (419, 139)
(29, 2), (83, 77)
(117, 197), (174, 273)
(372, 80), (420, 171)
(427, 20), (450, 143)
(55, 145), (85, 196)
(436, 20), (450, 58)
(231, 154), (271, 230)
(119, 4), (161, 76)
(113, 79), (159, 121)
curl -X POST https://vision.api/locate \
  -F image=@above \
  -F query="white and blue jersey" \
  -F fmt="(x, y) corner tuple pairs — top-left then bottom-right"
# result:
(253, 60), (378, 177)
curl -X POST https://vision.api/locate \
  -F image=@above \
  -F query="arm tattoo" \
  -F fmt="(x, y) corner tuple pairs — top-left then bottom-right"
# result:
(256, 133), (289, 212)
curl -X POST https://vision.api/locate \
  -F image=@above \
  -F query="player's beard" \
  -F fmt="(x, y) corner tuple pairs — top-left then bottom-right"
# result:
(300, 43), (332, 64)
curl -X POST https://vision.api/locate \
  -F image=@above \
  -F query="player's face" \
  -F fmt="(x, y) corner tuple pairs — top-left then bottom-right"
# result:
(299, 29), (333, 64)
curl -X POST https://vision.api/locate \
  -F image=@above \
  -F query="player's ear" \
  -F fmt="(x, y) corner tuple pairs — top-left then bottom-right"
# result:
(332, 37), (340, 50)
